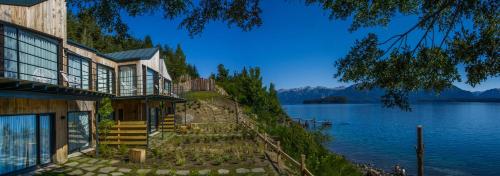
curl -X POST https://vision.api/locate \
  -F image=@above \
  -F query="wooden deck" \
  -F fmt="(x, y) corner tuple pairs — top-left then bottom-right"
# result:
(100, 121), (148, 145)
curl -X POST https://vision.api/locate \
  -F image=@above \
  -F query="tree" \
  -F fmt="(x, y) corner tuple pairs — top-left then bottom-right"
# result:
(216, 64), (229, 82)
(143, 35), (153, 48)
(67, 0), (262, 36)
(323, 0), (499, 110)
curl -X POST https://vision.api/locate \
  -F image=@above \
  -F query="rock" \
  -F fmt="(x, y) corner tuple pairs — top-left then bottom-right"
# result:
(82, 172), (95, 176)
(109, 160), (120, 165)
(236, 168), (250, 174)
(76, 163), (92, 168)
(111, 172), (124, 176)
(67, 169), (84, 175)
(136, 169), (151, 174)
(97, 160), (110, 164)
(366, 168), (382, 176)
(198, 169), (211, 175)
(97, 174), (108, 176)
(99, 166), (117, 173)
(64, 162), (79, 167)
(156, 169), (171, 175)
(251, 168), (265, 173)
(218, 169), (230, 175)
(82, 166), (100, 172)
(176, 170), (190, 175)
(118, 168), (132, 173)
(87, 159), (99, 164)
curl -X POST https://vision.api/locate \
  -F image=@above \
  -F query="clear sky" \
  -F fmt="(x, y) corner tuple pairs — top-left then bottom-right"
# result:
(121, 1), (499, 91)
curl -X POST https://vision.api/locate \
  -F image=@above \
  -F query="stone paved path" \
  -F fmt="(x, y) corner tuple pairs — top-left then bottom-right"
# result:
(36, 156), (274, 176)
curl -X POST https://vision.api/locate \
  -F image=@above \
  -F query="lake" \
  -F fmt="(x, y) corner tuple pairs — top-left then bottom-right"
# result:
(283, 103), (500, 176)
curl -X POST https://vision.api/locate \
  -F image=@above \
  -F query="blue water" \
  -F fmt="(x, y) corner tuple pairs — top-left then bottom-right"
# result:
(283, 103), (500, 176)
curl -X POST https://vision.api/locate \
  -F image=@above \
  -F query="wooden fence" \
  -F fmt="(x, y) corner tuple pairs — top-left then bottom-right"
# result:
(240, 118), (314, 176)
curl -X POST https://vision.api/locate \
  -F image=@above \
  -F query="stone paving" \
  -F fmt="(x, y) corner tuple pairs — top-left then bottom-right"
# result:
(35, 156), (274, 175)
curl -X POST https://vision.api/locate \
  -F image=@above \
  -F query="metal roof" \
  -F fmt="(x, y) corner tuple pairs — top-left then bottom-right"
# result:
(0, 0), (46, 6)
(105, 48), (159, 62)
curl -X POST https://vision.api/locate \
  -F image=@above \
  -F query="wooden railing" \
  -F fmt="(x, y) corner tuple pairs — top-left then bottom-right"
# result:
(240, 118), (314, 176)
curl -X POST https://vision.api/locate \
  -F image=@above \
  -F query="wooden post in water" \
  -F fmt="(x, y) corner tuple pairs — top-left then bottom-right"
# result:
(301, 154), (306, 176)
(417, 125), (424, 176)
(277, 141), (281, 168)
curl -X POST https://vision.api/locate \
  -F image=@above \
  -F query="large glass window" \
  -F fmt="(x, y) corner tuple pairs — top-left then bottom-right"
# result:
(119, 65), (136, 96)
(146, 68), (154, 95)
(2, 25), (59, 85)
(0, 114), (53, 175)
(97, 64), (114, 94)
(67, 112), (90, 153)
(163, 78), (171, 95)
(67, 54), (90, 89)
(149, 108), (157, 133)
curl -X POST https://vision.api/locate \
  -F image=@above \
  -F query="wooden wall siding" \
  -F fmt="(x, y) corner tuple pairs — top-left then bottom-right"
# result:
(0, 0), (66, 40)
(0, 98), (96, 164)
(113, 100), (163, 121)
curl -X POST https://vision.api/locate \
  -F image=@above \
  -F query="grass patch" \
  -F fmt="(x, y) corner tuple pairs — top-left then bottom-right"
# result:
(184, 91), (222, 101)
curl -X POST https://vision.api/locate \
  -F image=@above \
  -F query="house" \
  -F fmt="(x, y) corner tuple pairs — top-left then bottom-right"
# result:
(0, 0), (184, 175)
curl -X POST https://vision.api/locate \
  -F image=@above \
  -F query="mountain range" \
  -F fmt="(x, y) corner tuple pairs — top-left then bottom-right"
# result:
(277, 85), (500, 105)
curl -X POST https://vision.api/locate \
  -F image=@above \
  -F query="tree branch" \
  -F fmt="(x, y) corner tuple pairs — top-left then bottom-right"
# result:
(440, 3), (462, 48)
(378, 0), (454, 57)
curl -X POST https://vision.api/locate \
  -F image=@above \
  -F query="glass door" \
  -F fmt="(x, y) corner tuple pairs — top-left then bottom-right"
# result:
(67, 112), (90, 153)
(0, 114), (53, 175)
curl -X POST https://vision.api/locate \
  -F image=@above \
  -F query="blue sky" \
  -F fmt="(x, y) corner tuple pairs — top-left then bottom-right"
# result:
(121, 1), (499, 91)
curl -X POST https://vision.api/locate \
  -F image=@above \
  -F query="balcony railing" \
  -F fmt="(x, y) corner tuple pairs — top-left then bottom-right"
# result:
(118, 75), (173, 97)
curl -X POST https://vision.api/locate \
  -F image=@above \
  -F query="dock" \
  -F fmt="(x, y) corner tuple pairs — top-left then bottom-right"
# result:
(292, 118), (332, 128)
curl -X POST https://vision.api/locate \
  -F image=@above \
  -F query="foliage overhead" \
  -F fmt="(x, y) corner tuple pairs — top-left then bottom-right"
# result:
(67, 0), (262, 36)
(325, 0), (499, 110)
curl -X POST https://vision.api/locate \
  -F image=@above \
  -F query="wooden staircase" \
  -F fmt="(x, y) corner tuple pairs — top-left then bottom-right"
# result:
(160, 114), (175, 132)
(100, 121), (147, 145)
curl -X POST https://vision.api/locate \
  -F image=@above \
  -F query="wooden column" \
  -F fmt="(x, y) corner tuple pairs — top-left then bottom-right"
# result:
(417, 125), (424, 176)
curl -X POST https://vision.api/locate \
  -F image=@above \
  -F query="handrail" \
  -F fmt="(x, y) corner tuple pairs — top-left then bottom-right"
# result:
(240, 118), (314, 176)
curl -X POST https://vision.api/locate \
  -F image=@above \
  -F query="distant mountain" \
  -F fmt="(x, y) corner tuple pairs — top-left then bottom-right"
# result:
(278, 85), (500, 105)
(477, 88), (500, 99)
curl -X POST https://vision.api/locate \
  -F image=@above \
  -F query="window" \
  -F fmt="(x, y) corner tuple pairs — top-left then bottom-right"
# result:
(149, 108), (158, 133)
(2, 25), (59, 85)
(67, 54), (90, 89)
(146, 68), (155, 95)
(119, 65), (136, 96)
(67, 112), (90, 153)
(96, 64), (114, 94)
(0, 114), (53, 175)
(163, 78), (171, 95)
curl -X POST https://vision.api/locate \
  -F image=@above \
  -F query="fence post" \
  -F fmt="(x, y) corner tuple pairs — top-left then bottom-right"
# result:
(417, 125), (424, 176)
(264, 133), (268, 150)
(276, 141), (281, 168)
(301, 154), (306, 176)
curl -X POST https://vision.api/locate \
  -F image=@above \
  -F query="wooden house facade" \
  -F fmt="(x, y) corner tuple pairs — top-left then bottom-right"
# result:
(0, 0), (183, 175)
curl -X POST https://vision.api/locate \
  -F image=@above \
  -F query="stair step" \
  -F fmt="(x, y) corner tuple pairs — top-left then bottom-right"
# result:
(111, 124), (147, 128)
(117, 121), (146, 125)
(100, 141), (147, 145)
(107, 130), (147, 134)
(101, 136), (147, 140)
